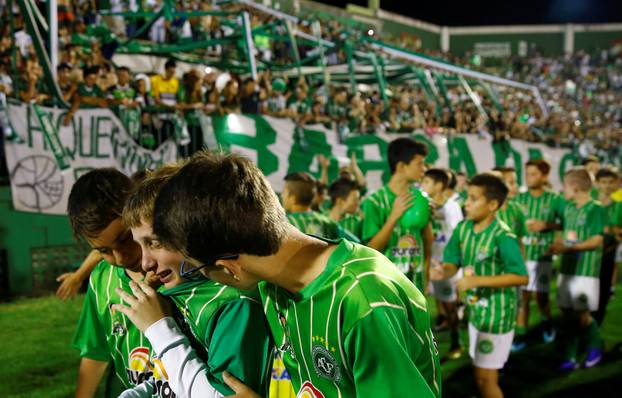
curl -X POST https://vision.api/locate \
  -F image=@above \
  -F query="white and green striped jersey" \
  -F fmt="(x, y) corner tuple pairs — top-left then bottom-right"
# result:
(362, 185), (428, 291)
(430, 198), (463, 261)
(337, 213), (363, 241)
(259, 239), (441, 398)
(515, 190), (565, 261)
(287, 211), (359, 242)
(161, 281), (273, 396)
(72, 260), (174, 398)
(560, 199), (605, 277)
(497, 199), (527, 239)
(443, 219), (527, 334)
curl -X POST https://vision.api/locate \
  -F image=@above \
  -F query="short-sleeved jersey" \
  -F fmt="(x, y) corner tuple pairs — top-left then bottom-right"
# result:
(603, 200), (622, 238)
(161, 281), (273, 396)
(497, 199), (527, 239)
(361, 185), (428, 291)
(259, 239), (441, 398)
(287, 211), (358, 242)
(430, 198), (463, 261)
(560, 199), (605, 277)
(338, 213), (363, 241)
(72, 260), (174, 397)
(150, 75), (179, 107)
(77, 83), (104, 107)
(515, 190), (565, 261)
(443, 219), (527, 333)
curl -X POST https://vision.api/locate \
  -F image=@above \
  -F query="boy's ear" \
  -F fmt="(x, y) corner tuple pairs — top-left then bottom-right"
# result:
(488, 199), (501, 213)
(215, 258), (243, 281)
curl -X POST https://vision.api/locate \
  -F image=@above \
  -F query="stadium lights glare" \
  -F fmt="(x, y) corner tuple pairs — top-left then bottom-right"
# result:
(205, 67), (213, 74)
(367, 29), (374, 36)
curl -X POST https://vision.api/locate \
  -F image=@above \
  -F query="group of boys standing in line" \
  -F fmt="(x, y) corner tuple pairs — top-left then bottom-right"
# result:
(61, 137), (619, 398)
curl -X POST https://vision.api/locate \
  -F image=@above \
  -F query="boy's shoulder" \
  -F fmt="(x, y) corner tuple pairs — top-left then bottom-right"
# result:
(88, 259), (117, 285)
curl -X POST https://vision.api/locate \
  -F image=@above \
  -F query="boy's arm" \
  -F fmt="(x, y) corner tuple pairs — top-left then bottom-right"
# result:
(75, 357), (108, 398)
(56, 250), (101, 300)
(364, 194), (413, 251)
(551, 235), (603, 253)
(118, 378), (155, 398)
(344, 307), (438, 398)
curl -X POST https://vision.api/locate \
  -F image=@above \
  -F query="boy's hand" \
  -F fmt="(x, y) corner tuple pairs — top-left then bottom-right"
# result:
(526, 219), (547, 233)
(549, 240), (568, 254)
(112, 281), (171, 333)
(389, 193), (414, 223)
(456, 276), (478, 292)
(429, 260), (445, 281)
(223, 371), (261, 398)
(56, 272), (82, 300)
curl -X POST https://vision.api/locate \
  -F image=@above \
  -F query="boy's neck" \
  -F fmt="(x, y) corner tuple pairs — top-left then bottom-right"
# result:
(473, 212), (496, 233)
(288, 204), (311, 213)
(329, 205), (344, 221)
(529, 186), (545, 197)
(573, 191), (591, 207)
(431, 191), (446, 206)
(599, 190), (612, 205)
(388, 173), (411, 196)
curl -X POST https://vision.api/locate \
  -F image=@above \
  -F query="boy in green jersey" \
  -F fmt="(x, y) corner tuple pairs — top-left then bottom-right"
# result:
(150, 150), (442, 398)
(326, 177), (363, 240)
(551, 167), (605, 370)
(512, 160), (565, 351)
(113, 163), (273, 397)
(68, 168), (170, 398)
(593, 167), (622, 325)
(493, 167), (527, 245)
(362, 137), (433, 292)
(431, 173), (528, 398)
(282, 172), (357, 242)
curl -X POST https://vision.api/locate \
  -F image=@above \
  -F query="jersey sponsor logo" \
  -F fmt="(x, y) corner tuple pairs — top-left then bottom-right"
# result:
(126, 347), (176, 397)
(392, 235), (421, 273)
(478, 339), (494, 354)
(297, 381), (325, 398)
(577, 216), (586, 226)
(312, 344), (341, 383)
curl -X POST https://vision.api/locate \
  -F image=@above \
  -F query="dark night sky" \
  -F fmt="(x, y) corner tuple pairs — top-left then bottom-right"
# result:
(321, 0), (622, 26)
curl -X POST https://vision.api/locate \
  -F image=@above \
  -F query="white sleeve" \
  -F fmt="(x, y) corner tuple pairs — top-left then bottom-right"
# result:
(144, 317), (224, 398)
(117, 379), (155, 398)
(446, 201), (464, 232)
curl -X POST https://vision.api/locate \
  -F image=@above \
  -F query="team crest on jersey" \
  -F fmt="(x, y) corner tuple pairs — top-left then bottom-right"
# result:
(478, 339), (494, 354)
(312, 344), (341, 383)
(476, 249), (490, 262)
(297, 381), (325, 398)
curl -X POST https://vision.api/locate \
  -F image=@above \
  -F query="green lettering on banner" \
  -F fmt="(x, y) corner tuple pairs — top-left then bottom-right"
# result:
(213, 115), (279, 175)
(94, 116), (112, 159)
(492, 140), (523, 185)
(448, 135), (477, 176)
(558, 152), (579, 183)
(413, 133), (439, 164)
(527, 148), (543, 160)
(344, 135), (390, 184)
(287, 127), (334, 179)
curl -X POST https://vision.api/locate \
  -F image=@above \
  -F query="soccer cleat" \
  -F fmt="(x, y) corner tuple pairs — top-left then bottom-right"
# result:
(543, 328), (556, 344)
(511, 341), (527, 353)
(584, 349), (603, 368)
(559, 359), (579, 372)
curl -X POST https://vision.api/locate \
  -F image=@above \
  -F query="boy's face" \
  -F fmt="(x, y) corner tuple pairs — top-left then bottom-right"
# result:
(185, 256), (262, 291)
(464, 185), (498, 222)
(421, 176), (441, 198)
(281, 185), (294, 211)
(84, 73), (96, 87)
(86, 218), (142, 272)
(401, 155), (426, 182)
(596, 176), (618, 196)
(562, 179), (577, 201)
(525, 165), (546, 189)
(502, 171), (518, 199)
(456, 175), (467, 191)
(131, 221), (184, 289)
(341, 189), (360, 214)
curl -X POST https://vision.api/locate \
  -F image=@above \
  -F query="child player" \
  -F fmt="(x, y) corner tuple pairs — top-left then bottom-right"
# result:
(593, 166), (622, 325)
(551, 167), (605, 370)
(421, 168), (464, 359)
(326, 177), (363, 241)
(114, 163), (274, 397)
(362, 137), (433, 292)
(282, 172), (357, 241)
(151, 150), (442, 397)
(493, 167), (527, 249)
(512, 160), (563, 351)
(431, 173), (528, 398)
(68, 169), (169, 398)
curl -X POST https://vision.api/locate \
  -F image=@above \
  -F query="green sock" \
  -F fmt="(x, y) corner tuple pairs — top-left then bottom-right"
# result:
(565, 334), (579, 360)
(585, 320), (602, 350)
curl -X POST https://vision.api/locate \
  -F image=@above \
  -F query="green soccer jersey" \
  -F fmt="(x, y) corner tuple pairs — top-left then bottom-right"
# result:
(362, 185), (428, 291)
(72, 260), (173, 397)
(515, 190), (565, 261)
(161, 281), (273, 396)
(443, 219), (527, 334)
(603, 200), (622, 235)
(496, 199), (527, 239)
(287, 211), (358, 242)
(259, 239), (441, 398)
(338, 213), (363, 241)
(560, 199), (605, 277)
(77, 83), (104, 107)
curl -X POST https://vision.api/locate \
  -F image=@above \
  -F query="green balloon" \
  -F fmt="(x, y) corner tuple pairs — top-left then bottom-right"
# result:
(272, 78), (286, 92)
(399, 188), (430, 230)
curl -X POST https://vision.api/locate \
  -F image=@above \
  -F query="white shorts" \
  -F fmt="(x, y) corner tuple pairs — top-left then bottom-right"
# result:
(430, 271), (461, 302)
(521, 260), (553, 293)
(615, 243), (622, 264)
(468, 323), (514, 369)
(556, 274), (600, 311)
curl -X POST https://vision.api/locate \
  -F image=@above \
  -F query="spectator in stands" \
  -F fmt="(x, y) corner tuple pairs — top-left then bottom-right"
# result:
(18, 57), (45, 103)
(107, 66), (137, 107)
(57, 63), (77, 103)
(264, 77), (288, 118)
(178, 69), (205, 151)
(287, 82), (310, 123)
(305, 100), (331, 125)
(240, 77), (262, 114)
(150, 58), (179, 110)
(63, 66), (107, 125)
(219, 78), (240, 115)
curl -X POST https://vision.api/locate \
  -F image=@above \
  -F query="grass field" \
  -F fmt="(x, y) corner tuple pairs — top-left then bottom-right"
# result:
(1, 288), (621, 398)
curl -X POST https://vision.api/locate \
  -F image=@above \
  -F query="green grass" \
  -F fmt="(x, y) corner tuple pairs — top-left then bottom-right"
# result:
(1, 288), (621, 397)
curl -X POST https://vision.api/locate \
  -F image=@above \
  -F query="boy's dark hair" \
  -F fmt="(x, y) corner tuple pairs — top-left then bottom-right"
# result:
(581, 155), (599, 166)
(67, 168), (133, 239)
(117, 66), (130, 73)
(492, 166), (515, 174)
(456, 171), (466, 177)
(164, 58), (177, 69)
(446, 169), (457, 190)
(595, 166), (620, 181)
(284, 172), (317, 207)
(387, 138), (428, 174)
(525, 159), (551, 175)
(468, 173), (509, 210)
(57, 63), (71, 72)
(83, 66), (99, 77)
(153, 151), (288, 263)
(328, 177), (359, 205)
(424, 168), (450, 190)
